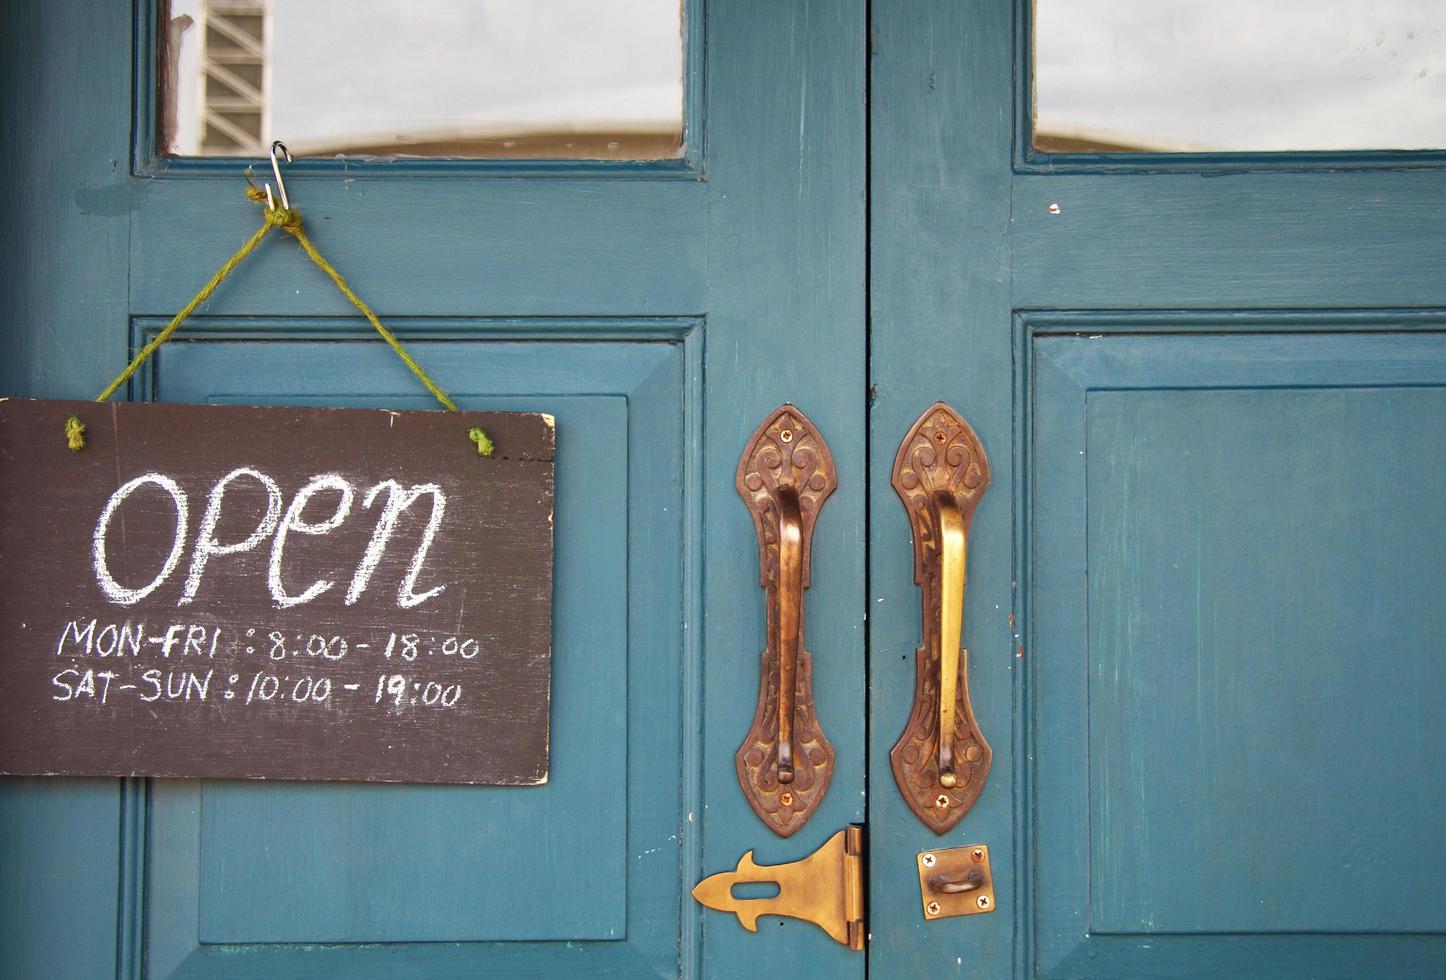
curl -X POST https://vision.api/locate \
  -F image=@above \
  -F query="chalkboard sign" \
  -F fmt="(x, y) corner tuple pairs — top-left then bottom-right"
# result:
(0, 399), (554, 785)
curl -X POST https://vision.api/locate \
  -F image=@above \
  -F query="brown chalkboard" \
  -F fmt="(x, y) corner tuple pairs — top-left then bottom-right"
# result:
(0, 398), (554, 784)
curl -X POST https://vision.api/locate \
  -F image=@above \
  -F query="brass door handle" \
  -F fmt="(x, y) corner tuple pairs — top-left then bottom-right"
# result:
(891, 403), (991, 833)
(736, 405), (838, 836)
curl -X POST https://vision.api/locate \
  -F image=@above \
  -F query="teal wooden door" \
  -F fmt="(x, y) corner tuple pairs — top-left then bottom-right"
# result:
(869, 1), (1446, 977)
(0, 1), (864, 977)
(7, 2), (1445, 977)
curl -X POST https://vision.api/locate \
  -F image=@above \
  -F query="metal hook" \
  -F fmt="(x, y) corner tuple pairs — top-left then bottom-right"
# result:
(266, 140), (292, 211)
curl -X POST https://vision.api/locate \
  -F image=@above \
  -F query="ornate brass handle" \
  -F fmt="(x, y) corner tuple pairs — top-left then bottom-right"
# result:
(736, 405), (838, 836)
(891, 403), (991, 833)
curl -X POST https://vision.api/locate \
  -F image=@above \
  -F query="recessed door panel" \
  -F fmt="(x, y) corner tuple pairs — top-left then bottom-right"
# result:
(1031, 328), (1446, 977)
(144, 336), (688, 973)
(1086, 385), (1445, 936)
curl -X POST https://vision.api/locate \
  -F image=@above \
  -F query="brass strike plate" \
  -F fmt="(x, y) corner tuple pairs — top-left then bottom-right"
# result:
(917, 844), (995, 921)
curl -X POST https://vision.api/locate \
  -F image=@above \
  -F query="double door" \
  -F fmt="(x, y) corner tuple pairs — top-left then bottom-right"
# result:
(1, 1), (1442, 977)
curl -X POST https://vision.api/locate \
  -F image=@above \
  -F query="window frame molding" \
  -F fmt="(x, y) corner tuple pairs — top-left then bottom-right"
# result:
(132, 0), (705, 180)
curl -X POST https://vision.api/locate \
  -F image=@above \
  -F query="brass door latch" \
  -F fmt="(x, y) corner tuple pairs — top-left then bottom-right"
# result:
(891, 403), (992, 833)
(918, 843), (996, 920)
(692, 826), (865, 949)
(735, 405), (839, 836)
(691, 828), (999, 941)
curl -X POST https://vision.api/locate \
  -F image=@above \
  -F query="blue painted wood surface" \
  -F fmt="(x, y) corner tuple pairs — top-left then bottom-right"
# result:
(1028, 329), (1446, 977)
(869, 0), (1020, 975)
(0, 2), (133, 979)
(11, 0), (1443, 976)
(1087, 384), (1443, 937)
(699, 0), (866, 975)
(1, 1), (866, 976)
(141, 337), (684, 975)
(872, 1), (1446, 977)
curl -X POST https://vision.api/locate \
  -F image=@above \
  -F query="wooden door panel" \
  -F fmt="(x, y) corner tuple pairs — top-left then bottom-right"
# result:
(3, 0), (868, 973)
(1012, 171), (1446, 310)
(873, 0), (1446, 973)
(138, 337), (688, 975)
(1, 2), (141, 976)
(866, 1), (1018, 974)
(1029, 328), (1446, 977)
(0, 780), (121, 979)
(1088, 385), (1444, 935)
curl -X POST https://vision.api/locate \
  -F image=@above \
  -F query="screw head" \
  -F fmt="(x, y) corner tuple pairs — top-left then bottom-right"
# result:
(921, 853), (936, 868)
(779, 429), (794, 443)
(926, 901), (941, 916)
(976, 895), (991, 910)
(935, 794), (950, 809)
(779, 790), (793, 806)
(971, 848), (985, 863)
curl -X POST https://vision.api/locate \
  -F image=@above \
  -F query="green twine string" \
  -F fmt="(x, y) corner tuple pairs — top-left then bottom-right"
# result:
(467, 426), (495, 457)
(70, 182), (491, 456)
(64, 415), (86, 451)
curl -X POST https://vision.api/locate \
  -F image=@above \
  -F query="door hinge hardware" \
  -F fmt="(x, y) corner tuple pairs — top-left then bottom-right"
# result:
(918, 843), (996, 921)
(692, 825), (865, 950)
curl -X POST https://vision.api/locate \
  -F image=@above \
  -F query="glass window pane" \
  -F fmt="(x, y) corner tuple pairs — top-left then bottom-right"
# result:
(159, 0), (684, 159)
(1033, 0), (1446, 153)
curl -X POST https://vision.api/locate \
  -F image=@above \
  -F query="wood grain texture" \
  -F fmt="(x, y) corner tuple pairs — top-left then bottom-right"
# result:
(14, 0), (1444, 973)
(0, 2), (135, 977)
(2, 0), (715, 969)
(1088, 385), (1445, 936)
(700, 0), (867, 975)
(139, 340), (690, 970)
(1012, 170), (1446, 310)
(129, 177), (707, 319)
(5, 0), (869, 969)
(0, 399), (554, 785)
(874, 2), (1446, 977)
(1029, 331), (1446, 978)
(868, 0), (1018, 974)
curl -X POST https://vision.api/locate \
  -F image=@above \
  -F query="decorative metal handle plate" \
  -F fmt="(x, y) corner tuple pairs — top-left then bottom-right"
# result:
(735, 405), (838, 837)
(891, 402), (991, 833)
